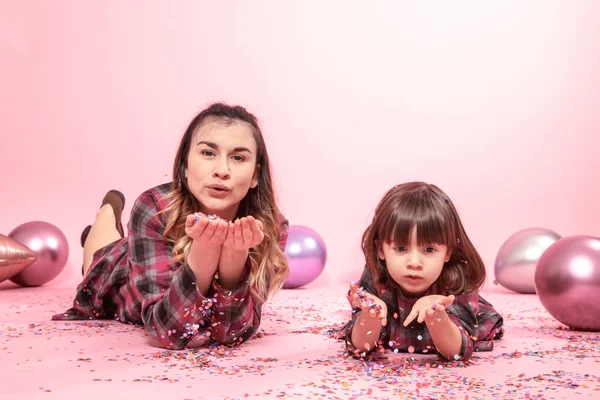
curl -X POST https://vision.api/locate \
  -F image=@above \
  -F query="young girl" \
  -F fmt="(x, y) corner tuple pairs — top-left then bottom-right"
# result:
(345, 182), (504, 361)
(52, 103), (289, 350)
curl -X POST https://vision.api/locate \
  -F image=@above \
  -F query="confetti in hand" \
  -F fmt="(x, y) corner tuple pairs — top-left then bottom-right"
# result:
(193, 213), (221, 225)
(348, 281), (387, 326)
(185, 213), (229, 244)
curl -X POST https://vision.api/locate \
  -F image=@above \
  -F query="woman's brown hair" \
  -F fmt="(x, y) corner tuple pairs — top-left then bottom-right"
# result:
(161, 103), (288, 301)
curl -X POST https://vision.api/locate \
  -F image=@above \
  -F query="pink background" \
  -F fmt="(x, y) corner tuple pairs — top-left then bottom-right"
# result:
(1, 1), (599, 288)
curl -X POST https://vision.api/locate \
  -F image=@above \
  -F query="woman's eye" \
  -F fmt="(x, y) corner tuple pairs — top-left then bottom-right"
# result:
(232, 155), (245, 162)
(201, 150), (215, 157)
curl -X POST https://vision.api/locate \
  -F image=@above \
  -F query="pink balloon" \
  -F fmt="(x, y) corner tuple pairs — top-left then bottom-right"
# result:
(8, 221), (69, 287)
(283, 225), (327, 289)
(534, 235), (600, 331)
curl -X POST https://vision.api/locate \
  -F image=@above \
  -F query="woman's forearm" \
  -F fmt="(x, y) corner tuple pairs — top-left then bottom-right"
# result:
(218, 247), (249, 289)
(187, 241), (221, 296)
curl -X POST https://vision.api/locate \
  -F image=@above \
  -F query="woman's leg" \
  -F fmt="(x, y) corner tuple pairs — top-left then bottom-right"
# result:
(82, 205), (121, 275)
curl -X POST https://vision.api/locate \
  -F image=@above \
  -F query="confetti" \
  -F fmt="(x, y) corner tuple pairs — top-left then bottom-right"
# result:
(1, 284), (598, 399)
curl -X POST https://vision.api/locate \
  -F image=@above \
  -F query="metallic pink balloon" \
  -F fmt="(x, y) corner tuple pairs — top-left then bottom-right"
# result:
(534, 235), (600, 331)
(8, 221), (69, 287)
(283, 225), (327, 289)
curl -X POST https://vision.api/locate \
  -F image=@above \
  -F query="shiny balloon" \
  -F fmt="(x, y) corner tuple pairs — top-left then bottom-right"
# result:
(535, 235), (600, 331)
(8, 221), (69, 287)
(494, 227), (561, 293)
(283, 225), (327, 289)
(0, 233), (37, 283)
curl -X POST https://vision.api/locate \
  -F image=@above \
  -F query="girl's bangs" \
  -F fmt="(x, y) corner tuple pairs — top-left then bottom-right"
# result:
(380, 201), (452, 247)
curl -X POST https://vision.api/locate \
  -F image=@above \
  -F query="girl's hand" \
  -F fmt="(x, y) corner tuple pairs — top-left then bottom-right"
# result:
(222, 216), (264, 250)
(348, 281), (388, 326)
(185, 213), (229, 245)
(403, 294), (455, 326)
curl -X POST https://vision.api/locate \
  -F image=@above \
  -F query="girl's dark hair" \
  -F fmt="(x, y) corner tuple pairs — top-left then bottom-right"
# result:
(362, 182), (486, 294)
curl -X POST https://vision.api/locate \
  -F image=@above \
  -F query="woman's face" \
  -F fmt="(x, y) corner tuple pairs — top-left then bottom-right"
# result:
(185, 120), (259, 221)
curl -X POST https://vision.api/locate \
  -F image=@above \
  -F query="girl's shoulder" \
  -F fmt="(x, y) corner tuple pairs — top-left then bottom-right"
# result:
(357, 267), (396, 302)
(449, 289), (480, 307)
(428, 285), (480, 302)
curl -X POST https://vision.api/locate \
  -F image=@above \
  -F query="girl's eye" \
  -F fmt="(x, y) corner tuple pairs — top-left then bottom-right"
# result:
(424, 246), (437, 253)
(394, 246), (407, 252)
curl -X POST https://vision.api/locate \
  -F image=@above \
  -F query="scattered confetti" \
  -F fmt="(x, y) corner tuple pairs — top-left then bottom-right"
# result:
(1, 285), (599, 399)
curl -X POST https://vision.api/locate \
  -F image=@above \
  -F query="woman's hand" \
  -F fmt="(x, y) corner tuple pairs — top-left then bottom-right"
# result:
(222, 216), (264, 250)
(185, 213), (229, 245)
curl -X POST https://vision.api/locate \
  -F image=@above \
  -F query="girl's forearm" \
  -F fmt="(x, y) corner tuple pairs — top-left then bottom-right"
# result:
(350, 313), (383, 352)
(427, 314), (463, 359)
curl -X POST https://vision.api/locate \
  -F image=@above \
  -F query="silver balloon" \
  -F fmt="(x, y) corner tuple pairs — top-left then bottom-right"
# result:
(494, 227), (561, 293)
(535, 235), (600, 331)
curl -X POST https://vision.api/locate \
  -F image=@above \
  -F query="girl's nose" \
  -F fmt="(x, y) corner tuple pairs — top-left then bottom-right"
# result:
(407, 250), (423, 270)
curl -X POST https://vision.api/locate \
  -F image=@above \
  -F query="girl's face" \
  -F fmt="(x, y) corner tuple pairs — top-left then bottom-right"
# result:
(185, 120), (259, 221)
(378, 227), (451, 296)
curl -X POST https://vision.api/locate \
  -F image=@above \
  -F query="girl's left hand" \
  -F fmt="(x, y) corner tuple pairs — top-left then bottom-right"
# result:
(222, 216), (264, 250)
(403, 294), (455, 326)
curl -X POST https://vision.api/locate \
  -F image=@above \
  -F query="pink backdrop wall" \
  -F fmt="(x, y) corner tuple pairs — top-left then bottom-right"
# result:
(1, 1), (599, 288)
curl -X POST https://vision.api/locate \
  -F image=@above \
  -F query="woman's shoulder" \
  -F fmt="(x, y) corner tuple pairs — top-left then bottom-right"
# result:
(142, 182), (172, 200)
(128, 183), (173, 233)
(133, 182), (173, 210)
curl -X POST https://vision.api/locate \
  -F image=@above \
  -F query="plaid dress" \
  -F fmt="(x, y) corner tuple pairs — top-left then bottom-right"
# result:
(344, 268), (504, 361)
(52, 183), (289, 350)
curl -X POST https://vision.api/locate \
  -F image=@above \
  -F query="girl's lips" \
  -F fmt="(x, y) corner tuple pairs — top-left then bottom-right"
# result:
(404, 276), (424, 284)
(207, 184), (230, 191)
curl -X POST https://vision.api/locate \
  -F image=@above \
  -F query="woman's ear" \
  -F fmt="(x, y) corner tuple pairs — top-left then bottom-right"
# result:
(251, 164), (260, 188)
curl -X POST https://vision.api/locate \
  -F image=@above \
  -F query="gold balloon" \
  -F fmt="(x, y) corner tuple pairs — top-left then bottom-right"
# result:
(0, 233), (37, 283)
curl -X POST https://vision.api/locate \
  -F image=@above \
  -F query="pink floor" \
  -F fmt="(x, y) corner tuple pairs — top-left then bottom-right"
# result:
(1, 279), (599, 400)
